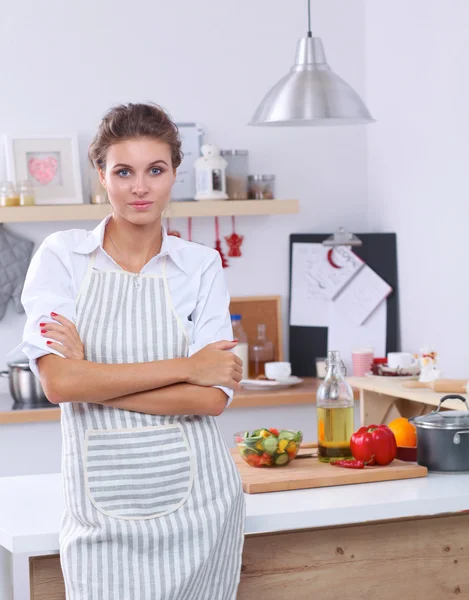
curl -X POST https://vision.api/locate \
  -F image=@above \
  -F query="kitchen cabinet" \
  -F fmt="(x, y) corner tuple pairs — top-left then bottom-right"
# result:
(1, 471), (468, 599)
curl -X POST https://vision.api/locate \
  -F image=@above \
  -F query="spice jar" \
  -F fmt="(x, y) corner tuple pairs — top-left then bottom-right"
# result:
(18, 181), (35, 206)
(248, 174), (275, 200)
(220, 150), (249, 199)
(0, 181), (20, 207)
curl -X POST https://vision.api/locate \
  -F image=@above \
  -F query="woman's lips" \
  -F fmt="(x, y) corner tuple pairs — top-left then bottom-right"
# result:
(129, 201), (152, 210)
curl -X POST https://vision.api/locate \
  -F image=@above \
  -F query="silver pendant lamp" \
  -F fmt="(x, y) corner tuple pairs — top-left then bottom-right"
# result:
(249, 0), (374, 127)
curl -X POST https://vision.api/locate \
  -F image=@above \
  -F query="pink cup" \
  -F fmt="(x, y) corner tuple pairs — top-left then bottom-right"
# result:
(352, 349), (374, 377)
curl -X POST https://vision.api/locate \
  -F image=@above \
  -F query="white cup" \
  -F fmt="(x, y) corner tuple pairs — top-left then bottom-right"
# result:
(264, 361), (292, 380)
(387, 352), (417, 370)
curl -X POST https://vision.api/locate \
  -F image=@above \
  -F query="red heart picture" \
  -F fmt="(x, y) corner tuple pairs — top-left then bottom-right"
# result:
(28, 156), (58, 185)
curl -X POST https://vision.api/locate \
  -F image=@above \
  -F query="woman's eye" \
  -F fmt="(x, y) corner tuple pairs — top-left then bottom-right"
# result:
(117, 169), (130, 177)
(150, 167), (162, 175)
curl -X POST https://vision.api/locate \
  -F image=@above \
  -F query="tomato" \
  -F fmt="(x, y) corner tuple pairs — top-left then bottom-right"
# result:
(269, 428), (280, 436)
(246, 454), (261, 467)
(259, 452), (273, 466)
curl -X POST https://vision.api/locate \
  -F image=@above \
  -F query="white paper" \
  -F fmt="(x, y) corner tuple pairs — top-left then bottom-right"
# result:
(333, 265), (393, 326)
(290, 243), (364, 327)
(314, 245), (364, 300)
(290, 243), (330, 327)
(328, 299), (387, 376)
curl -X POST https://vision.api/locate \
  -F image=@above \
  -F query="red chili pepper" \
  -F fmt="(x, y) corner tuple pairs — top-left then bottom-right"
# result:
(350, 424), (397, 466)
(331, 460), (366, 469)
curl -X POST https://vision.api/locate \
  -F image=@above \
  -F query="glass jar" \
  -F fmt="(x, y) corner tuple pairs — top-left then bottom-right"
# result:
(316, 350), (354, 463)
(248, 174), (275, 199)
(231, 314), (249, 380)
(89, 168), (109, 204)
(18, 180), (35, 206)
(220, 150), (249, 199)
(0, 181), (19, 207)
(249, 323), (274, 379)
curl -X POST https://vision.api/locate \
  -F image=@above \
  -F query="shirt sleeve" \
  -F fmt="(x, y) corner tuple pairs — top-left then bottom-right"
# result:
(187, 250), (234, 408)
(6, 233), (77, 379)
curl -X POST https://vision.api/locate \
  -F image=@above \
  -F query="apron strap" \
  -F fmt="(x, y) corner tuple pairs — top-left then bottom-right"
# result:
(76, 248), (98, 303)
(161, 255), (191, 346)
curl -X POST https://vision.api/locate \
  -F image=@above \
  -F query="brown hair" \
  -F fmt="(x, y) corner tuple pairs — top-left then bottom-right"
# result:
(88, 103), (183, 170)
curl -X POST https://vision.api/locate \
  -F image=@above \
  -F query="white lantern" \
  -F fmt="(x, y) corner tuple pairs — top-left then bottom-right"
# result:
(194, 144), (228, 200)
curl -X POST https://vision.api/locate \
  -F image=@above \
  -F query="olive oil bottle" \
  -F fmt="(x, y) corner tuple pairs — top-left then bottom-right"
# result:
(316, 350), (354, 462)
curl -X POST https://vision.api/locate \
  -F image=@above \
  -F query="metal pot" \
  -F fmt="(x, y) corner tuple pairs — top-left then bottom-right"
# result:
(0, 359), (48, 405)
(410, 395), (469, 473)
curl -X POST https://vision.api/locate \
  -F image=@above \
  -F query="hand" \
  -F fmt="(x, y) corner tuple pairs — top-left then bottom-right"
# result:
(39, 312), (85, 360)
(187, 341), (243, 391)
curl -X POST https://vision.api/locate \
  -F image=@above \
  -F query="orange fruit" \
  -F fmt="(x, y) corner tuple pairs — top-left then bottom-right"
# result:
(388, 418), (417, 447)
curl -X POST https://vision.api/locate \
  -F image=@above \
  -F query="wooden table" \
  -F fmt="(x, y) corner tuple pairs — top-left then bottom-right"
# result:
(348, 376), (469, 426)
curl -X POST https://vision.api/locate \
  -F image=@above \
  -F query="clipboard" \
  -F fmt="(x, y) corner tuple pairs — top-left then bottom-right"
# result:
(288, 233), (399, 377)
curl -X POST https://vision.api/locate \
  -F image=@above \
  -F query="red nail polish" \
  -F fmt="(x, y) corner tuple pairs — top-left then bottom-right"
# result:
(46, 341), (52, 345)
(51, 312), (57, 317)
(233, 339), (238, 342)
(41, 329), (47, 333)
(39, 322), (46, 327)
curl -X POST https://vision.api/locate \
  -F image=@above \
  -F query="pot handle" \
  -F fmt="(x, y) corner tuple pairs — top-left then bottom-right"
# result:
(0, 370), (9, 378)
(453, 431), (469, 444)
(436, 394), (469, 412)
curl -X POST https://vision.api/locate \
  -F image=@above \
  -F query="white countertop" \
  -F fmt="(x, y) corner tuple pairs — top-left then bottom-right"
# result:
(1, 471), (469, 555)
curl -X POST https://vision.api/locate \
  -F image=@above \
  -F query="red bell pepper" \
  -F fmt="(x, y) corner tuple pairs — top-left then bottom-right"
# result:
(350, 424), (397, 466)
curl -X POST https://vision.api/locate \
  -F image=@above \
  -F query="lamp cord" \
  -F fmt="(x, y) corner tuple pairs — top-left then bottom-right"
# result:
(307, 0), (312, 37)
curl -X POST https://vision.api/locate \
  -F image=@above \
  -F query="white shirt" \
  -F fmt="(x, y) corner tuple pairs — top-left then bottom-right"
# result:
(7, 214), (234, 405)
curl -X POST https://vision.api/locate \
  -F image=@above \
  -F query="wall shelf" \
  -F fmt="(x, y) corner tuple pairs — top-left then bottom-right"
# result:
(0, 200), (299, 223)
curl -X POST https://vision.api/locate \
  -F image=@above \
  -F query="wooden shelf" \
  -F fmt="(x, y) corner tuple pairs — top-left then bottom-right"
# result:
(0, 200), (299, 223)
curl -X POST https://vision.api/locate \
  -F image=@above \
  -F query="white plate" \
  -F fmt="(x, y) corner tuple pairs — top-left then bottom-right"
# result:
(240, 376), (304, 390)
(365, 372), (419, 381)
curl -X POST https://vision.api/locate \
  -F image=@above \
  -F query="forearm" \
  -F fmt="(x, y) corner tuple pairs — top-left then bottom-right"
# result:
(39, 355), (190, 404)
(96, 383), (228, 417)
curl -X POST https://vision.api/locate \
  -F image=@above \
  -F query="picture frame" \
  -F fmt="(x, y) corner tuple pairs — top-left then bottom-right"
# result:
(4, 134), (83, 205)
(171, 123), (203, 201)
(229, 295), (284, 361)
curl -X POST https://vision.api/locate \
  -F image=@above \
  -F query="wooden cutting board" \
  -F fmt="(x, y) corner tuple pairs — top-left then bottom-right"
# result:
(230, 446), (428, 494)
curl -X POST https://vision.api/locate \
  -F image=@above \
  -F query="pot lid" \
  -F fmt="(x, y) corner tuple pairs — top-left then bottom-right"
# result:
(7, 359), (30, 369)
(413, 395), (469, 430)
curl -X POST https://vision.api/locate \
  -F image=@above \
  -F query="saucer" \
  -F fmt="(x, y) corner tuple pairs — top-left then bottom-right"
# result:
(240, 376), (304, 390)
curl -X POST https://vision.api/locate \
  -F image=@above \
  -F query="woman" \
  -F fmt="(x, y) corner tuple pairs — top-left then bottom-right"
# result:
(11, 103), (245, 599)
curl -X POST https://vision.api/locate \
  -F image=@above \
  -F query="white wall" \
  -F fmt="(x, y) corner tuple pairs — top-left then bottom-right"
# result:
(0, 0), (368, 383)
(365, 0), (469, 377)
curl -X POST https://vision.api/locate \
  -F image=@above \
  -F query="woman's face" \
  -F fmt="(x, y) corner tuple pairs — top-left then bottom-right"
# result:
(99, 137), (176, 224)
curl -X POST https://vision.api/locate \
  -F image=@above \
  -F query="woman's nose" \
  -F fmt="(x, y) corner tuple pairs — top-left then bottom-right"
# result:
(132, 177), (150, 196)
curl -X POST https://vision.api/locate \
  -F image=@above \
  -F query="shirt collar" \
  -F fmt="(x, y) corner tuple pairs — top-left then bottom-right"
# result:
(72, 214), (188, 274)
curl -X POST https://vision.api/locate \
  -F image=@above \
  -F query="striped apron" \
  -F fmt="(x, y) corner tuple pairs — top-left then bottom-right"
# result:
(59, 248), (245, 600)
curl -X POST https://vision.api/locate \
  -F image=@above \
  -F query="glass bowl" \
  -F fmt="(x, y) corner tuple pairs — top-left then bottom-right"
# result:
(234, 428), (303, 468)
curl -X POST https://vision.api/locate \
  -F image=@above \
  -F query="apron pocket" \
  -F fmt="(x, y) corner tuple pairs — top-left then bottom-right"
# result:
(84, 424), (194, 520)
